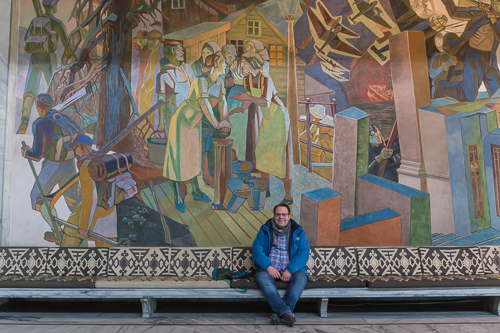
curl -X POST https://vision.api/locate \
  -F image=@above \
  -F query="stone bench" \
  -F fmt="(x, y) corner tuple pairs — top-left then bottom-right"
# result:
(1, 246), (500, 318)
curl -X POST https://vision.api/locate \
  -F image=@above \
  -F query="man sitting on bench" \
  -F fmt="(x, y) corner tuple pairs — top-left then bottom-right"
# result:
(252, 203), (310, 327)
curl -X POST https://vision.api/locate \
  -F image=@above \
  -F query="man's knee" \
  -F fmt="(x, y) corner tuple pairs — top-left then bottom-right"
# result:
(30, 187), (40, 211)
(290, 271), (308, 286)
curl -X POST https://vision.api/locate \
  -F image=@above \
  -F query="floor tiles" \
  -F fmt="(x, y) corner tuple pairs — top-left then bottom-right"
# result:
(255, 325), (317, 333)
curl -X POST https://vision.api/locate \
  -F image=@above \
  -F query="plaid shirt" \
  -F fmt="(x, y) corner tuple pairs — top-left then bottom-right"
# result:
(269, 234), (289, 274)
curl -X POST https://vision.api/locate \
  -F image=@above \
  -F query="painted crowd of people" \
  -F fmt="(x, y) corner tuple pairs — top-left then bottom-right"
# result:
(155, 40), (294, 213)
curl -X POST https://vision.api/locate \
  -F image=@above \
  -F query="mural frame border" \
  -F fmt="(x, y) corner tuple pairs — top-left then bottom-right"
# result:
(1, 0), (20, 246)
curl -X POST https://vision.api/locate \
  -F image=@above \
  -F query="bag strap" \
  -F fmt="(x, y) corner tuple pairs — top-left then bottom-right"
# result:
(222, 279), (247, 293)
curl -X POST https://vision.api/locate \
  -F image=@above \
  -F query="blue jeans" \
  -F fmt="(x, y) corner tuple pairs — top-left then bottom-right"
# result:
(255, 270), (308, 316)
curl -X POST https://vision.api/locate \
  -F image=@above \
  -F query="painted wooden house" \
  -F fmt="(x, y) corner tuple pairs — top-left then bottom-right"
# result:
(223, 5), (305, 107)
(162, 0), (231, 34)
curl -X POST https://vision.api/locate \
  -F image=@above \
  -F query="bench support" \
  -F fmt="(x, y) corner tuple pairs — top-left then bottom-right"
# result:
(316, 298), (328, 317)
(140, 298), (156, 318)
(0, 299), (8, 306)
(487, 296), (500, 316)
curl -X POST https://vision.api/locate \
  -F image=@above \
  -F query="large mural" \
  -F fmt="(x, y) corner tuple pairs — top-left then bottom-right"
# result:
(8, 0), (500, 248)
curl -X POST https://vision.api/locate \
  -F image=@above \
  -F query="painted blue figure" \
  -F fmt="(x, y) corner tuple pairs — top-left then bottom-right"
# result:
(429, 48), (463, 99)
(253, 203), (309, 327)
(368, 125), (400, 182)
(21, 93), (84, 244)
(17, 0), (68, 134)
(439, 0), (500, 101)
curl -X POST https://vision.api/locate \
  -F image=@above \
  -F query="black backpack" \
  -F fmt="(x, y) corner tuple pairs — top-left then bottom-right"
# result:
(212, 268), (250, 292)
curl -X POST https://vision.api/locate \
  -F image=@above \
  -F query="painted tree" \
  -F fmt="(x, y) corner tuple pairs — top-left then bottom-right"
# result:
(61, 0), (162, 150)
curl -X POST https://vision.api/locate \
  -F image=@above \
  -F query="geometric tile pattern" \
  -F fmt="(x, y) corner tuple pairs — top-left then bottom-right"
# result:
(232, 247), (255, 273)
(419, 247), (484, 276)
(307, 247), (358, 276)
(46, 248), (109, 276)
(170, 247), (231, 277)
(0, 247), (49, 276)
(357, 247), (422, 276)
(107, 247), (170, 276)
(480, 246), (500, 274)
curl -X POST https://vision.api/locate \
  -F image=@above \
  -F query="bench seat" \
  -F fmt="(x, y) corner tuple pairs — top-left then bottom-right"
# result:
(2, 245), (500, 318)
(0, 275), (96, 288)
(232, 275), (366, 289)
(95, 276), (230, 289)
(365, 274), (500, 288)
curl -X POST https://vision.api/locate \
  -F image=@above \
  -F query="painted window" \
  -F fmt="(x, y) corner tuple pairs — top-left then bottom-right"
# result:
(269, 44), (284, 67)
(247, 20), (261, 37)
(172, 0), (186, 9)
(229, 39), (244, 56)
(469, 144), (485, 219)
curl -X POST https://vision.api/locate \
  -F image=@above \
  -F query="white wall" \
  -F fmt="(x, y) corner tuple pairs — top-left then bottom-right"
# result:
(0, 0), (14, 245)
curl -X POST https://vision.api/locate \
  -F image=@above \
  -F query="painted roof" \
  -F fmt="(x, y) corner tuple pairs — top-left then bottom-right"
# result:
(223, 5), (288, 45)
(163, 22), (230, 45)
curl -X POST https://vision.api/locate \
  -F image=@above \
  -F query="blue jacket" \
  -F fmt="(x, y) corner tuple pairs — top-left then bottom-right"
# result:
(252, 218), (310, 278)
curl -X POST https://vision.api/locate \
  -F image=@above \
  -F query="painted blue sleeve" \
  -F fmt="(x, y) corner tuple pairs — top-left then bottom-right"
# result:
(26, 119), (53, 161)
(252, 228), (272, 271)
(286, 231), (310, 275)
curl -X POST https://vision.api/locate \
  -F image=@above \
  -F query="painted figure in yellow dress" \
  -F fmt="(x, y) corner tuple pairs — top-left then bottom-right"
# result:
(229, 53), (294, 205)
(164, 52), (231, 213)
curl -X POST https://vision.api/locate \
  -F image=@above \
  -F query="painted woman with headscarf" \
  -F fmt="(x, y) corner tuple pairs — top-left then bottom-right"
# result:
(156, 42), (195, 133)
(223, 44), (248, 159)
(245, 40), (270, 74)
(164, 52), (230, 213)
(229, 52), (294, 206)
(190, 42), (222, 186)
(191, 42), (222, 78)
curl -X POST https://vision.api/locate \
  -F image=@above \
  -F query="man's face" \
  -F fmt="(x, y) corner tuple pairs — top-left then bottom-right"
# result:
(174, 46), (184, 62)
(274, 206), (290, 230)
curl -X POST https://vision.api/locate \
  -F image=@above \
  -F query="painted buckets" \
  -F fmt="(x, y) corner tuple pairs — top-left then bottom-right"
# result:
(232, 161), (253, 179)
(147, 132), (167, 166)
(224, 178), (252, 213)
(244, 175), (269, 211)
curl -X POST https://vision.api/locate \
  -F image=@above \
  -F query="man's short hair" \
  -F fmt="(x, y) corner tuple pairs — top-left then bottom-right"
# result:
(273, 203), (291, 214)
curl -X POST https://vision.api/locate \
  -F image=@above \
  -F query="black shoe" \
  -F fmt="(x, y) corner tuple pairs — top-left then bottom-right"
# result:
(281, 312), (296, 327)
(270, 313), (280, 325)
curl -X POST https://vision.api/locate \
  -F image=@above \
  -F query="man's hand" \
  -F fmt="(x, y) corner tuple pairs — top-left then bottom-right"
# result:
(21, 145), (30, 158)
(281, 270), (292, 282)
(229, 107), (245, 115)
(78, 228), (89, 238)
(375, 148), (393, 164)
(267, 266), (281, 279)
(231, 91), (250, 101)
